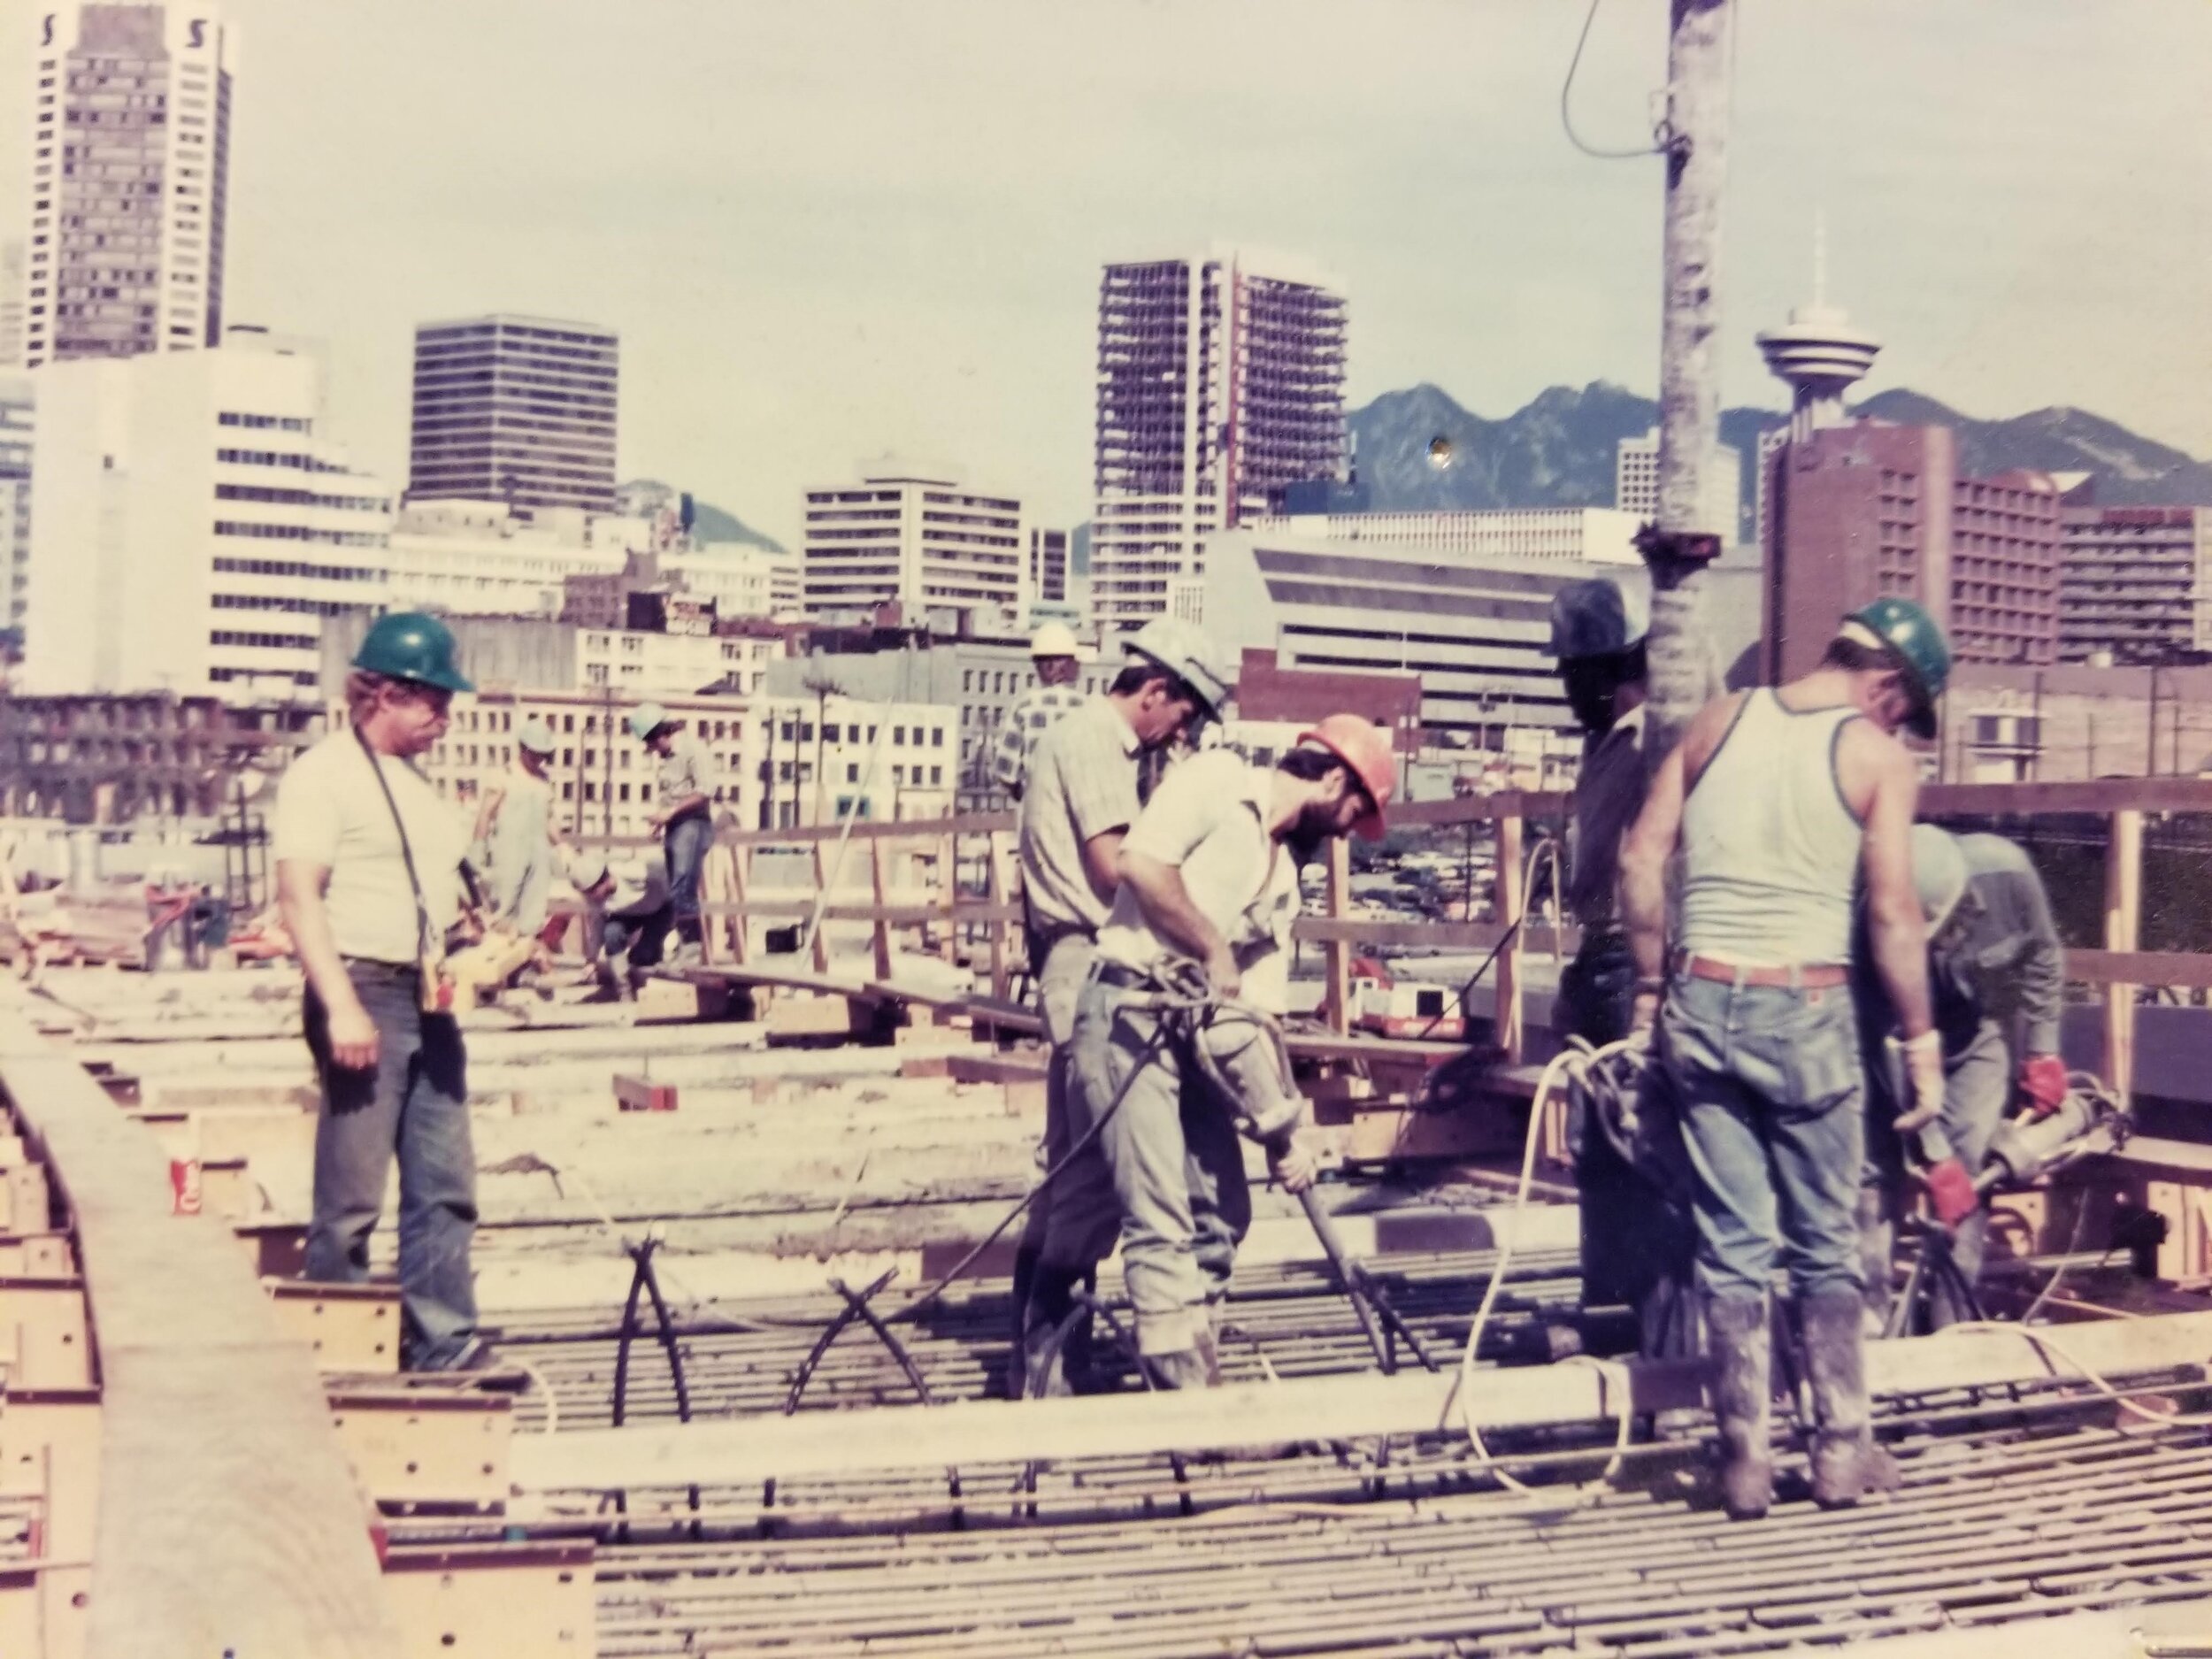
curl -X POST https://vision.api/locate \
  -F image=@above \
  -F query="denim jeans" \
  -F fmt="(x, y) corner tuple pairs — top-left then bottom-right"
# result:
(664, 811), (713, 943)
(302, 960), (480, 1370)
(1861, 1016), (2008, 1330)
(603, 910), (669, 971)
(1047, 975), (1250, 1356)
(1662, 969), (1865, 1302)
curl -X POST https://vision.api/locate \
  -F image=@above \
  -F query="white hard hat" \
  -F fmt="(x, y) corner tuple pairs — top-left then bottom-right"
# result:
(1911, 823), (1969, 934)
(1030, 621), (1079, 659)
(1125, 617), (1233, 717)
(1549, 579), (1647, 662)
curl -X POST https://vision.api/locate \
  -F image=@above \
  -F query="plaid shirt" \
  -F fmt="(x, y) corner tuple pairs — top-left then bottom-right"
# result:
(992, 684), (1089, 797)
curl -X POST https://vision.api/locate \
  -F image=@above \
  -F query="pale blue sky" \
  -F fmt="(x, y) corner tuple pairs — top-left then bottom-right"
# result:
(6, 1), (2207, 544)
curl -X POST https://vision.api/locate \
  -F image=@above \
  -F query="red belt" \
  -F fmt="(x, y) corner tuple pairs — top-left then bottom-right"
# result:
(1678, 954), (1848, 990)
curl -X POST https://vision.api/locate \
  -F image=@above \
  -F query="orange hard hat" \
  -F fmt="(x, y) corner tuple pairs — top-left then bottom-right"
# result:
(1296, 714), (1396, 841)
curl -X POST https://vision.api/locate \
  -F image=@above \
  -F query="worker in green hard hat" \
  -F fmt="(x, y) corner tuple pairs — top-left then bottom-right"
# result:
(1619, 593), (1949, 1517)
(273, 611), (489, 1370)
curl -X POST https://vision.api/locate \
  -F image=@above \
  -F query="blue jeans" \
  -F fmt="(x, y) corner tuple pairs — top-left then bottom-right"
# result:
(664, 811), (712, 943)
(1049, 976), (1250, 1357)
(303, 961), (479, 1370)
(1662, 970), (1865, 1302)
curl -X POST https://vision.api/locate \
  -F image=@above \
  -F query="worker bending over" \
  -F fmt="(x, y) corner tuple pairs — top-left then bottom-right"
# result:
(1010, 618), (1230, 1396)
(1859, 824), (2067, 1333)
(993, 622), (1091, 801)
(1620, 597), (1950, 1517)
(1043, 716), (1394, 1390)
(1548, 578), (1697, 1360)
(275, 613), (485, 1371)
(448, 718), (565, 1006)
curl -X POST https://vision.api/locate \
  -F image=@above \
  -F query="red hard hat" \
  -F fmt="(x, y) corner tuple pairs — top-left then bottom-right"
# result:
(1297, 714), (1396, 841)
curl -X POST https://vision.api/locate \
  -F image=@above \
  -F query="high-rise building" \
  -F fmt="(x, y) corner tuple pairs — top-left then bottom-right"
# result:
(2060, 500), (2212, 664)
(1090, 249), (1348, 631)
(1613, 426), (1742, 541)
(20, 4), (234, 369)
(407, 314), (619, 515)
(1028, 527), (1068, 605)
(0, 243), (26, 370)
(21, 338), (392, 699)
(1760, 420), (2060, 683)
(0, 378), (32, 641)
(801, 465), (1024, 618)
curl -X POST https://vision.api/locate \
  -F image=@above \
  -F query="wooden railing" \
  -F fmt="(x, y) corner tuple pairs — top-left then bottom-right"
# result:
(603, 776), (2212, 1101)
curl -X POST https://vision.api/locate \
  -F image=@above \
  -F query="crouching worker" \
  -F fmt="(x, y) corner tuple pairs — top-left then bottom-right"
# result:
(1859, 825), (2066, 1334)
(1034, 716), (1394, 1390)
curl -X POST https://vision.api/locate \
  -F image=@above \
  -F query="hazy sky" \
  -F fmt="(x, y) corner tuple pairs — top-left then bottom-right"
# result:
(5, 1), (2208, 545)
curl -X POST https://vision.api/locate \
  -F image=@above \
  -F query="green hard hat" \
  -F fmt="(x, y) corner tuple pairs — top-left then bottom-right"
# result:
(1842, 595), (1950, 741)
(351, 611), (472, 694)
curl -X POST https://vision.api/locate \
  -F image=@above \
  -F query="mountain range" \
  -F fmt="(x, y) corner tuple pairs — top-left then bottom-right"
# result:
(1346, 382), (2212, 539)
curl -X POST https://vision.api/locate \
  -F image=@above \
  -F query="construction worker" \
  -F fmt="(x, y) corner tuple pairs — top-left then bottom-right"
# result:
(992, 621), (1090, 801)
(574, 853), (674, 1000)
(448, 718), (563, 1006)
(273, 612), (484, 1371)
(1044, 715), (1395, 1390)
(1010, 617), (1231, 1396)
(1859, 824), (2067, 1333)
(1619, 595), (1951, 1517)
(1548, 578), (1698, 1361)
(628, 703), (718, 968)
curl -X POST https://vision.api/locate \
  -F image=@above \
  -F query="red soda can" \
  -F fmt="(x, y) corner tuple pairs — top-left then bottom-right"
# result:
(170, 1156), (203, 1216)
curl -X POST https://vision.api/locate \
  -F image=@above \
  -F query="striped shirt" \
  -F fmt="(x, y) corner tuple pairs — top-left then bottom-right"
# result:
(992, 684), (1089, 798)
(1018, 695), (1141, 936)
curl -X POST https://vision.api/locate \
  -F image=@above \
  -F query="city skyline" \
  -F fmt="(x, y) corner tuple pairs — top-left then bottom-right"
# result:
(4, 1), (2208, 549)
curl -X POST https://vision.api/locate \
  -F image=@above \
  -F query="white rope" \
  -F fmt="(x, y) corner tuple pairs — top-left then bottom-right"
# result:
(1445, 1035), (1640, 1495)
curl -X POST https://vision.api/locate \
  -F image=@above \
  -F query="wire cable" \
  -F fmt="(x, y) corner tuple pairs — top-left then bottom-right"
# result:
(1560, 0), (1669, 162)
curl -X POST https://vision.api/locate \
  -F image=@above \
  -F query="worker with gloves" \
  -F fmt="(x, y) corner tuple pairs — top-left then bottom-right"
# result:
(1008, 617), (1231, 1397)
(1035, 715), (1395, 1391)
(447, 718), (564, 1007)
(992, 622), (1091, 801)
(1858, 824), (2067, 1333)
(1548, 578), (1698, 1362)
(1621, 596), (1950, 1518)
(575, 852), (674, 1002)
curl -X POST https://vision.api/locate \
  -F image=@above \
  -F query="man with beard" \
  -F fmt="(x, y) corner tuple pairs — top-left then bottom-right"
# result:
(1041, 716), (1395, 1389)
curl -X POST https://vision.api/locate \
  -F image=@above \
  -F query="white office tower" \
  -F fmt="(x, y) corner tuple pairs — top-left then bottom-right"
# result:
(1090, 249), (1348, 630)
(20, 4), (234, 368)
(1614, 426), (1742, 541)
(0, 378), (31, 634)
(801, 463), (1025, 618)
(22, 339), (392, 698)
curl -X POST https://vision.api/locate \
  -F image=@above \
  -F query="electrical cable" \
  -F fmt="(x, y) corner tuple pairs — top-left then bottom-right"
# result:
(1559, 0), (1670, 162)
(1939, 1320), (2212, 1429)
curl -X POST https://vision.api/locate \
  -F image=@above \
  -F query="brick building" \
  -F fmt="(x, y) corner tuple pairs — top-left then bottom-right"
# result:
(1761, 421), (2061, 682)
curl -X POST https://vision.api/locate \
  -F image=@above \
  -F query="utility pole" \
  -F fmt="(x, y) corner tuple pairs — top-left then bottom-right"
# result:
(1642, 0), (1735, 768)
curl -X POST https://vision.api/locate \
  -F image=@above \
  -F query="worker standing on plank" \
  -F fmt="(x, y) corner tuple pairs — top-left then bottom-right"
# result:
(629, 703), (718, 969)
(1009, 618), (1231, 1397)
(449, 717), (565, 1005)
(1858, 824), (2067, 1333)
(992, 622), (1091, 802)
(1043, 716), (1394, 1390)
(274, 612), (485, 1371)
(1548, 577), (1699, 1362)
(1619, 596), (1951, 1517)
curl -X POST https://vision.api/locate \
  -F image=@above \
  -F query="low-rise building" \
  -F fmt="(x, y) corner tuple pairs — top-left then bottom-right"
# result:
(755, 692), (959, 828)
(0, 692), (318, 823)
(2060, 502), (2212, 665)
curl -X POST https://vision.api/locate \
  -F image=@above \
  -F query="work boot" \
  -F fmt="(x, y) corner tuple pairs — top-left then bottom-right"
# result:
(1017, 1264), (1093, 1400)
(1800, 1286), (1882, 1507)
(1143, 1326), (1223, 1392)
(1705, 1294), (1773, 1520)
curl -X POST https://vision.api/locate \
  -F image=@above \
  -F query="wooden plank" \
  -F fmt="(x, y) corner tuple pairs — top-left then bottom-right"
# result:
(2106, 808), (2143, 1102)
(1494, 810), (1525, 1064)
(806, 843), (833, 974)
(327, 1390), (511, 1512)
(720, 808), (1011, 848)
(1920, 776), (2212, 816)
(2067, 949), (2212, 989)
(1, 1388), (103, 1560)
(1320, 837), (1351, 1036)
(382, 1542), (594, 1657)
(0, 1279), (94, 1390)
(264, 1281), (402, 1376)
(512, 1308), (2212, 1494)
(868, 837), (895, 984)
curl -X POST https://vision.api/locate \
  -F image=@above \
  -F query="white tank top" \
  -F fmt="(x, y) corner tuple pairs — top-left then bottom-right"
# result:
(1678, 691), (1863, 966)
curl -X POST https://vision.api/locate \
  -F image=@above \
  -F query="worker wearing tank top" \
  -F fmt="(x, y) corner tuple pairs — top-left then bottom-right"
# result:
(1618, 599), (1951, 1523)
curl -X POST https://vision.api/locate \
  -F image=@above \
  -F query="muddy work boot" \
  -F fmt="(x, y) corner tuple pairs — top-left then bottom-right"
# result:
(1016, 1265), (1094, 1400)
(1800, 1285), (1883, 1507)
(1142, 1326), (1223, 1392)
(1705, 1294), (1774, 1520)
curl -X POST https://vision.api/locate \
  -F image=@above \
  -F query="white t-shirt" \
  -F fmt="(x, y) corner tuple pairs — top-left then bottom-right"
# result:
(1094, 751), (1301, 1013)
(273, 729), (472, 964)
